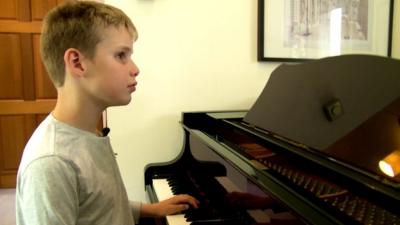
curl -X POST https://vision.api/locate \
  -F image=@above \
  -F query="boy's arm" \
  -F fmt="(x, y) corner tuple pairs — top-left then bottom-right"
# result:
(16, 157), (79, 225)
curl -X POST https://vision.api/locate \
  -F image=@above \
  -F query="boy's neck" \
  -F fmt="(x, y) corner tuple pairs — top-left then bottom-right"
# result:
(52, 90), (104, 135)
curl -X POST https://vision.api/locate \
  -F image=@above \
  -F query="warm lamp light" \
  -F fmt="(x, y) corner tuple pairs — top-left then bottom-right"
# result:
(379, 150), (400, 177)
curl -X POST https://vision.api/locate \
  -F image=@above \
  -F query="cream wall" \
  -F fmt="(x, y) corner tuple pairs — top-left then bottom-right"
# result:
(393, 0), (400, 58)
(105, 0), (400, 202)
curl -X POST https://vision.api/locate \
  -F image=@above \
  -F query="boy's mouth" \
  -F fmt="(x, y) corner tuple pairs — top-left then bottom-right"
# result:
(128, 83), (137, 92)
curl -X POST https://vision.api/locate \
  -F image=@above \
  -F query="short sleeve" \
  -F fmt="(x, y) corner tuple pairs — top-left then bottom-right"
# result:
(129, 201), (142, 224)
(16, 156), (79, 225)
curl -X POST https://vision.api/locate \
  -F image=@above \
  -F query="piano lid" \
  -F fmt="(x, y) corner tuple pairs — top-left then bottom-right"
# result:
(244, 54), (400, 183)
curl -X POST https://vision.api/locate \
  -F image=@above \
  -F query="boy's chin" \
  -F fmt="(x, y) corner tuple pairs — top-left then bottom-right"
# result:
(107, 97), (132, 107)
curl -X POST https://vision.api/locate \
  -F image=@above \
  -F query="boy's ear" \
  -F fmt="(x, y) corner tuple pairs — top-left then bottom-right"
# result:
(64, 48), (86, 77)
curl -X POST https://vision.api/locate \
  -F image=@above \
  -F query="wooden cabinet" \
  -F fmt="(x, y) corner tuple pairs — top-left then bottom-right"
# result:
(0, 0), (64, 188)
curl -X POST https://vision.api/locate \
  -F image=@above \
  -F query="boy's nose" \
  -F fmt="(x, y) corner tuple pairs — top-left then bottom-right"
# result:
(130, 69), (139, 77)
(130, 61), (139, 77)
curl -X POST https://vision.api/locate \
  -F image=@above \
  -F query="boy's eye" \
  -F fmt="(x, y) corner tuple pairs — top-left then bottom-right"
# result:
(116, 52), (128, 61)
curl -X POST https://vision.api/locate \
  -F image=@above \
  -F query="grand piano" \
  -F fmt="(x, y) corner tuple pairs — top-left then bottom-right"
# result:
(144, 55), (400, 225)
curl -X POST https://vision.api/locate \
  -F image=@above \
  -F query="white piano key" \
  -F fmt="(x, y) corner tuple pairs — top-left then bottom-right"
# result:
(152, 178), (174, 201)
(165, 214), (189, 225)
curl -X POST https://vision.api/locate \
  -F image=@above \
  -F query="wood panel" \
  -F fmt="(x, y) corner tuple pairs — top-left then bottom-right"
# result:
(0, 115), (36, 187)
(21, 33), (36, 100)
(33, 34), (57, 98)
(0, 0), (17, 20)
(0, 20), (42, 33)
(16, 0), (31, 21)
(0, 34), (24, 99)
(36, 114), (48, 124)
(31, 0), (58, 21)
(0, 100), (56, 115)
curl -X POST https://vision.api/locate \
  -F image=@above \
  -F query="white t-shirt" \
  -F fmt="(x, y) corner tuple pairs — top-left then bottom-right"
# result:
(16, 114), (141, 225)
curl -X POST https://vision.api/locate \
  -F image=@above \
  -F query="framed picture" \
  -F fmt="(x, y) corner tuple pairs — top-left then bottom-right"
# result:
(258, 0), (394, 62)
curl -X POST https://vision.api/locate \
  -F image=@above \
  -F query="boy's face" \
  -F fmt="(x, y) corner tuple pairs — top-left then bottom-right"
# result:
(82, 26), (139, 108)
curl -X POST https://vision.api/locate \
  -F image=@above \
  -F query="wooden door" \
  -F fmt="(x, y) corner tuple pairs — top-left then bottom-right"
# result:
(0, 0), (64, 188)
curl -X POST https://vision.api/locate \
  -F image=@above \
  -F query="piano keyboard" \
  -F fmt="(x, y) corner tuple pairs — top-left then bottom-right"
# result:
(153, 179), (188, 225)
(152, 177), (244, 225)
(152, 176), (300, 225)
(152, 176), (254, 225)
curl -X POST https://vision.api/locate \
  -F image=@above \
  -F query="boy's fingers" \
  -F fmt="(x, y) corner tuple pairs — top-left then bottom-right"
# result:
(168, 204), (189, 215)
(176, 194), (199, 208)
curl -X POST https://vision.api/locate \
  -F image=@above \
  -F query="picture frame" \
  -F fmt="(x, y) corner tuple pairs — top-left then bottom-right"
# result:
(257, 0), (394, 62)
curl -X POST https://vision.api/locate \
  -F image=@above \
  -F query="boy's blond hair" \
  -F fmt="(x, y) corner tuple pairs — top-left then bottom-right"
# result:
(40, 0), (138, 87)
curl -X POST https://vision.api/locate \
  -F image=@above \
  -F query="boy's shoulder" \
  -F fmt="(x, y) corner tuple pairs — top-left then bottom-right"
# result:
(18, 114), (109, 174)
(18, 115), (67, 174)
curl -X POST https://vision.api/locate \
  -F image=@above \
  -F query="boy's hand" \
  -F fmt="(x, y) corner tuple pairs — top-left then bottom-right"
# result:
(140, 194), (199, 217)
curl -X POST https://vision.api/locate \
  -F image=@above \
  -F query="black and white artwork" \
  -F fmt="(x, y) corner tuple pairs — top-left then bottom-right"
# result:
(258, 0), (393, 62)
(284, 0), (368, 49)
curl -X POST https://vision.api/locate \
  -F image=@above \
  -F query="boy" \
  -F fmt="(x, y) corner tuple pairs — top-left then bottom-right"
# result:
(16, 1), (198, 225)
